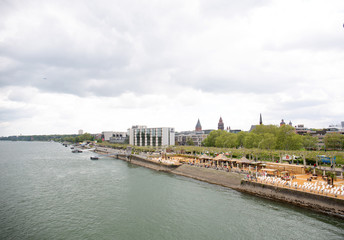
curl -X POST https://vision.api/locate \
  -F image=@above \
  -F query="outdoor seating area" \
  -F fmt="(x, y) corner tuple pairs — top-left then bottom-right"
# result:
(150, 157), (181, 166)
(174, 155), (344, 200)
(254, 175), (344, 199)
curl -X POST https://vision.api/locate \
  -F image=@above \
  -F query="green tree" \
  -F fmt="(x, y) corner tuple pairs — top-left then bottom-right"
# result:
(326, 171), (336, 186)
(223, 133), (238, 148)
(236, 131), (248, 148)
(258, 133), (276, 150)
(79, 133), (94, 142)
(303, 134), (317, 150)
(186, 137), (195, 146)
(252, 124), (278, 135)
(325, 133), (344, 150)
(243, 133), (261, 148)
(215, 132), (237, 148)
(203, 130), (224, 147)
(275, 125), (302, 150)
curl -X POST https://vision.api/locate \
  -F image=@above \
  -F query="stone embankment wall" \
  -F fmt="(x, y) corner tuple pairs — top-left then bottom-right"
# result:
(240, 181), (344, 218)
(94, 147), (177, 172)
(94, 147), (344, 218)
(172, 165), (243, 189)
(126, 154), (178, 172)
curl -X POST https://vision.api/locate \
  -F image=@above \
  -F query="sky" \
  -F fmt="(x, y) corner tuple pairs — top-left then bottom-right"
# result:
(1, 0), (344, 136)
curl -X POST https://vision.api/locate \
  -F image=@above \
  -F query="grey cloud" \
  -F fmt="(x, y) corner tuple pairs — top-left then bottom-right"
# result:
(0, 0), (340, 99)
(0, 0), (177, 97)
(0, 107), (35, 122)
(171, 66), (294, 95)
(267, 99), (331, 125)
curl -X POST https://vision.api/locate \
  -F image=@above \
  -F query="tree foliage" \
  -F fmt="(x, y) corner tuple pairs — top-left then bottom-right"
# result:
(325, 133), (344, 151)
(63, 133), (94, 143)
(186, 137), (194, 146)
(203, 125), (310, 151)
(303, 134), (317, 150)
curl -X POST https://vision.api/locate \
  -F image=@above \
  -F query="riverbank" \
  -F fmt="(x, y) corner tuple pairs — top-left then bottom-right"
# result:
(240, 180), (344, 218)
(94, 147), (344, 218)
(172, 165), (344, 218)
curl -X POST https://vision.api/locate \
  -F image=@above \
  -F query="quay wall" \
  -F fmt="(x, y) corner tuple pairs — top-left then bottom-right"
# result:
(94, 147), (177, 172)
(172, 165), (243, 189)
(125, 154), (178, 172)
(240, 180), (344, 218)
(94, 146), (344, 218)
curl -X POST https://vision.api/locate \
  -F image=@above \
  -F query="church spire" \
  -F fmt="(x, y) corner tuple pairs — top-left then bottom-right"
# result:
(195, 119), (202, 132)
(218, 117), (224, 130)
(259, 113), (263, 125)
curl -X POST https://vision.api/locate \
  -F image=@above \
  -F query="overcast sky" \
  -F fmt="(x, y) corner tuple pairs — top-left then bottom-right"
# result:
(1, 0), (344, 136)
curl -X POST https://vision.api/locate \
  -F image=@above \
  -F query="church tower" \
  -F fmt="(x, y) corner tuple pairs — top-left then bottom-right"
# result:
(218, 117), (224, 130)
(195, 119), (202, 132)
(259, 113), (263, 125)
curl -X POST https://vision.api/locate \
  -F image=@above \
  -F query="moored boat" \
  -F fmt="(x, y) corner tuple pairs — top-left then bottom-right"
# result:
(72, 149), (82, 153)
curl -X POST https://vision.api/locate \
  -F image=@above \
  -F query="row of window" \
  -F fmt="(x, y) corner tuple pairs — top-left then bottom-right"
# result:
(135, 136), (162, 146)
(134, 130), (162, 137)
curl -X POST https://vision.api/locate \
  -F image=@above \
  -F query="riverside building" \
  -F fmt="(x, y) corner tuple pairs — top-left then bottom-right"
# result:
(175, 119), (213, 146)
(101, 131), (128, 144)
(128, 125), (175, 146)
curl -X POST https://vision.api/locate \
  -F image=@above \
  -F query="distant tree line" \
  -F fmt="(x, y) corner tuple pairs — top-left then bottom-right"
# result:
(63, 133), (95, 143)
(202, 125), (319, 151)
(0, 134), (77, 142)
(0, 133), (95, 143)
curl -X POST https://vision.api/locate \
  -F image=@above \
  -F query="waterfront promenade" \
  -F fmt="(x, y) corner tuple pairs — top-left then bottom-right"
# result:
(93, 146), (344, 217)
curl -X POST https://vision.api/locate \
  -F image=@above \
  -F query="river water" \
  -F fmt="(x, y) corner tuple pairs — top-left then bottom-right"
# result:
(0, 141), (343, 240)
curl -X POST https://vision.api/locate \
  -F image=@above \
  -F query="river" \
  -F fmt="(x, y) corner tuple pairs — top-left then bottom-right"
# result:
(0, 141), (343, 239)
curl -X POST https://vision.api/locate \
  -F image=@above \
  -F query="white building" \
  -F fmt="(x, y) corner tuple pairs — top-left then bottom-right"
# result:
(102, 131), (127, 143)
(109, 132), (128, 144)
(78, 129), (83, 135)
(129, 125), (175, 146)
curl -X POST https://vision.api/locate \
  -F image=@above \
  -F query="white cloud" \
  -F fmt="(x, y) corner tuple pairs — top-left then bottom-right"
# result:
(0, 0), (344, 135)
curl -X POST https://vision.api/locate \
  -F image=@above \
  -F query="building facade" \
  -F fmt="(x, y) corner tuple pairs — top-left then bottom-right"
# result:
(175, 131), (209, 146)
(109, 132), (128, 144)
(175, 119), (213, 146)
(129, 125), (175, 146)
(101, 131), (128, 143)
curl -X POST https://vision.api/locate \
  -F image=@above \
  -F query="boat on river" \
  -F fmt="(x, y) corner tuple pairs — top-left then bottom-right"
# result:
(90, 156), (99, 160)
(72, 149), (82, 153)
